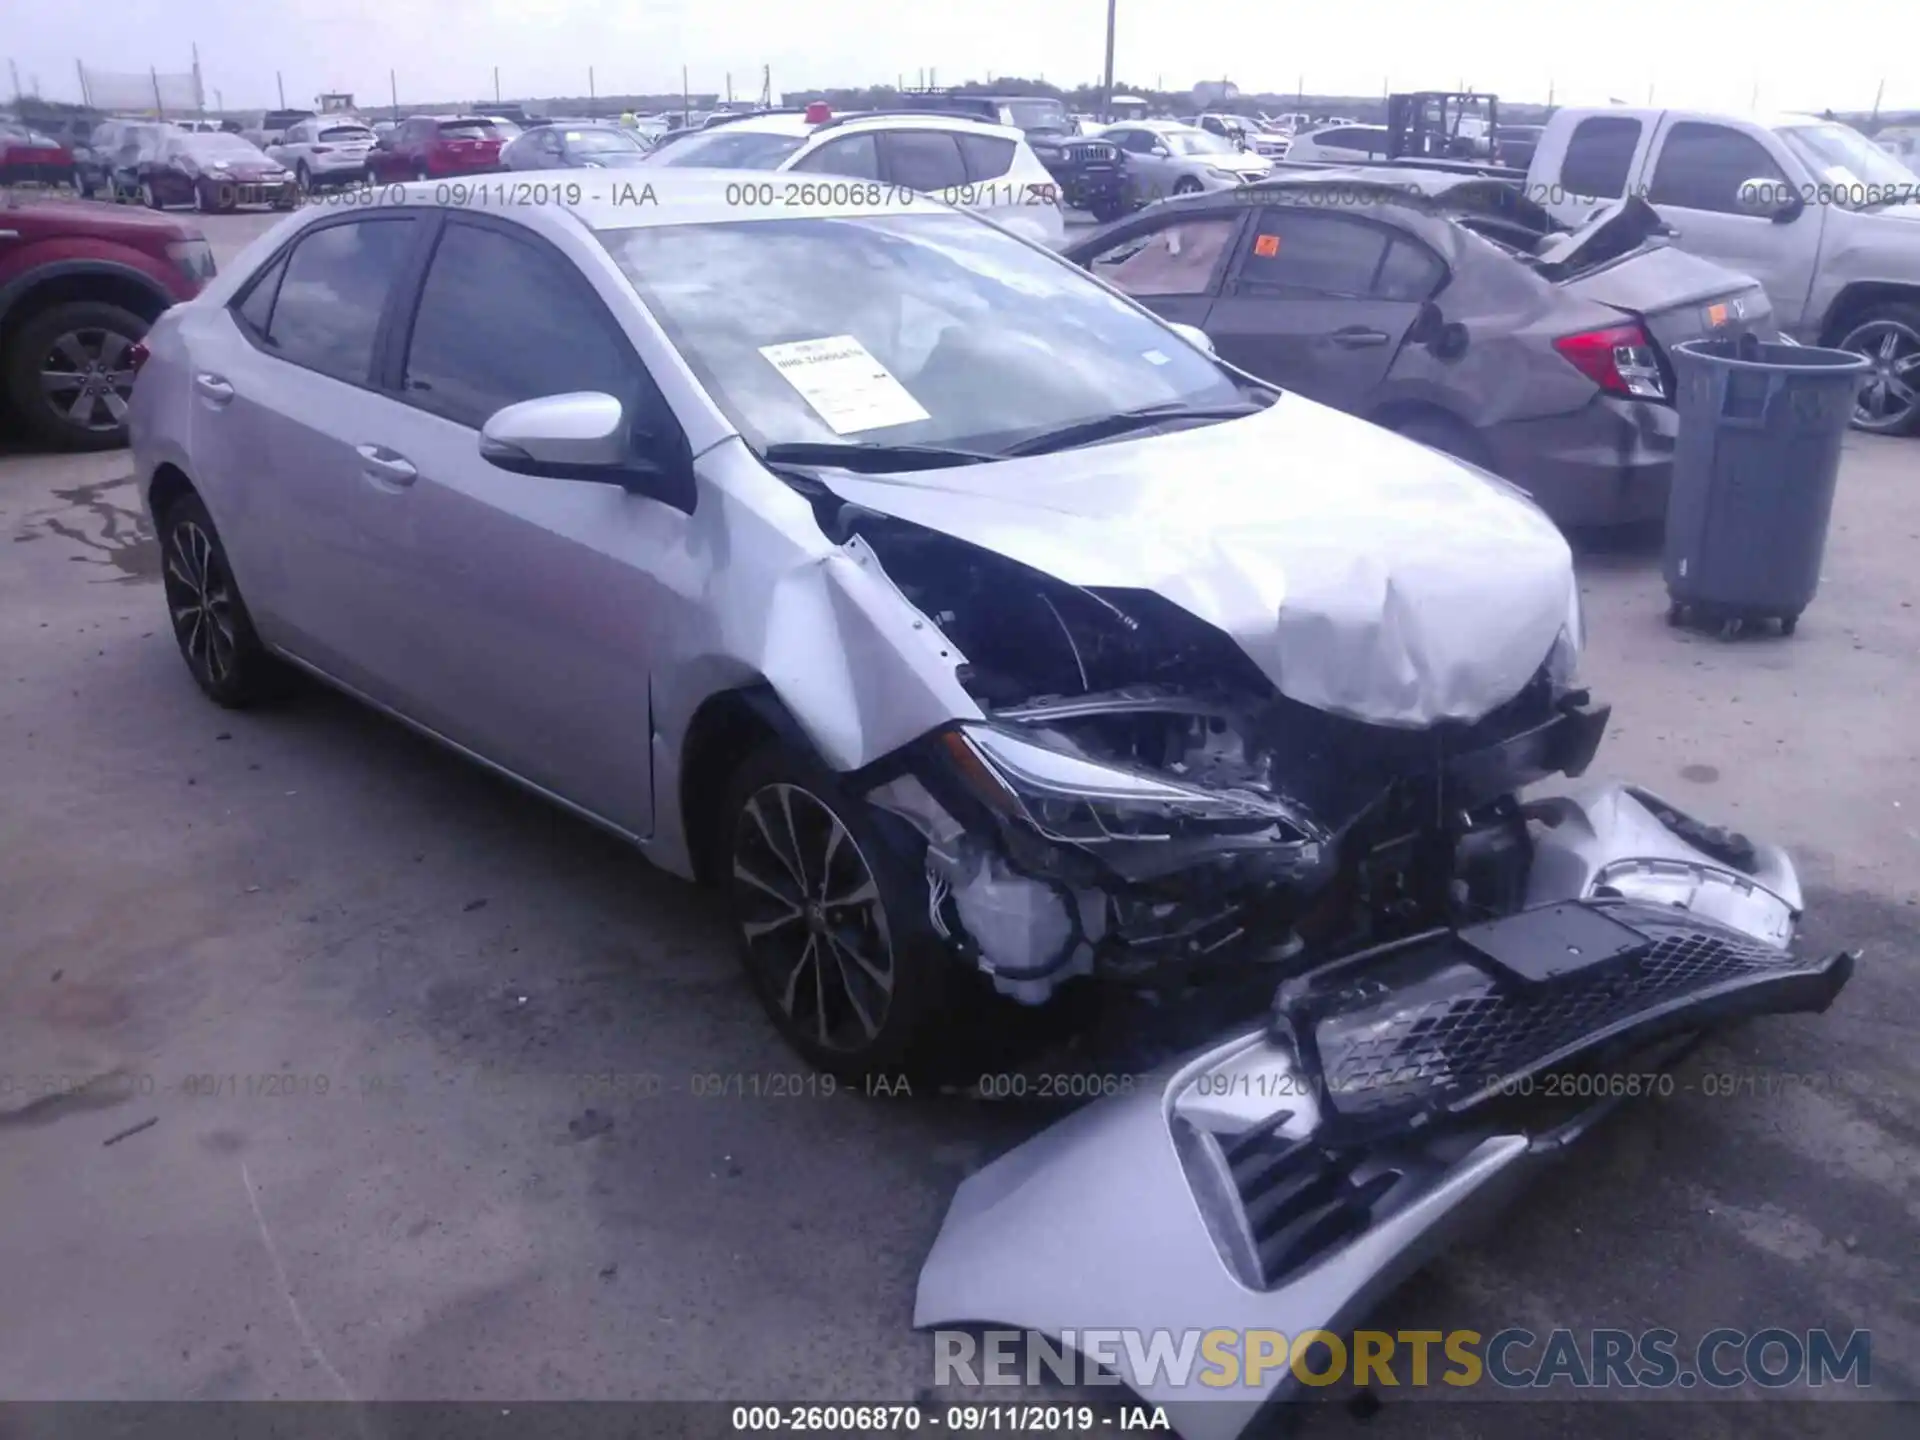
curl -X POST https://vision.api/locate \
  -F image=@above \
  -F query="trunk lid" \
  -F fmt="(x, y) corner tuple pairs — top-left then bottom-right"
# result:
(1558, 243), (1775, 361)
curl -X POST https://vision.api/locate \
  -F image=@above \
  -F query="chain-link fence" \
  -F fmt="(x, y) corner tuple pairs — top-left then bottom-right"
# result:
(78, 64), (203, 116)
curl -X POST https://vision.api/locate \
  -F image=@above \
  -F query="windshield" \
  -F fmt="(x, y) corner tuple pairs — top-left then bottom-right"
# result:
(1777, 123), (1917, 202)
(176, 133), (268, 162)
(649, 129), (806, 169)
(1003, 99), (1069, 132)
(1165, 128), (1235, 156)
(601, 213), (1241, 454)
(566, 127), (644, 154)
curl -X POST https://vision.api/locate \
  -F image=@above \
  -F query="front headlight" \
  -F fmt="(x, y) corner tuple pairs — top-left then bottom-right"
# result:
(1545, 585), (1585, 687)
(165, 239), (217, 284)
(944, 727), (1309, 844)
(1205, 166), (1239, 180)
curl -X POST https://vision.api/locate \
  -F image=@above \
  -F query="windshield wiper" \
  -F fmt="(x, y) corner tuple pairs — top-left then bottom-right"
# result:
(998, 399), (1271, 458)
(760, 440), (998, 472)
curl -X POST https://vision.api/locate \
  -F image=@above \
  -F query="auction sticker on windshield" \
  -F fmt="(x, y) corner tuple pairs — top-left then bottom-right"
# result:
(758, 335), (930, 434)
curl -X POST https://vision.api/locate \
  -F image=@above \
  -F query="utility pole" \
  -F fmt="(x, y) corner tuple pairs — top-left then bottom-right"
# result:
(277, 71), (286, 108)
(1870, 77), (1885, 122)
(1099, 0), (1116, 121)
(682, 64), (690, 121)
(152, 66), (165, 119)
(587, 65), (595, 117)
(192, 41), (204, 114)
(8, 59), (21, 102)
(494, 66), (500, 103)
(389, 68), (398, 121)
(76, 60), (91, 108)
(726, 72), (732, 104)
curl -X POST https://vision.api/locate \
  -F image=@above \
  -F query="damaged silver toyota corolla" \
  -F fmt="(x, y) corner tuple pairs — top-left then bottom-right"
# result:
(134, 180), (1847, 1161)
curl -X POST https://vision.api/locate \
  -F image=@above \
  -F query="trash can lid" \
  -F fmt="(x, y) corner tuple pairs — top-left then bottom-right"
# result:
(1674, 334), (1872, 374)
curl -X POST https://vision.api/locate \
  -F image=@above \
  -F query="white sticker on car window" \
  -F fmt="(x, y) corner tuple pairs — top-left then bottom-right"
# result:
(757, 335), (931, 434)
(1142, 349), (1170, 365)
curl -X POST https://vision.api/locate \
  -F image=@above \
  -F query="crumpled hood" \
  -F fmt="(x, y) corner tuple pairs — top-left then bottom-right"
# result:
(818, 397), (1578, 728)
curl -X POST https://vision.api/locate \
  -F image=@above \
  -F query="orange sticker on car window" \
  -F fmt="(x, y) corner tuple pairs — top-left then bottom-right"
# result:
(1253, 233), (1280, 258)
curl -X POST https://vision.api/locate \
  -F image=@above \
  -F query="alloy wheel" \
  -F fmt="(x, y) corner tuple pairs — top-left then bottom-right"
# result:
(732, 782), (896, 1054)
(1840, 318), (1920, 432)
(162, 519), (239, 687)
(38, 327), (137, 434)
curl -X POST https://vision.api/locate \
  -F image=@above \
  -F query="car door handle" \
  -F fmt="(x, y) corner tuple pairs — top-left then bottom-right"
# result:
(1327, 327), (1391, 348)
(193, 372), (234, 404)
(355, 444), (417, 485)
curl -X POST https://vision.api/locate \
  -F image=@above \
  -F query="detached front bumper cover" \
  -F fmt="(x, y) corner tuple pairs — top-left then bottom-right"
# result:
(915, 899), (1853, 1440)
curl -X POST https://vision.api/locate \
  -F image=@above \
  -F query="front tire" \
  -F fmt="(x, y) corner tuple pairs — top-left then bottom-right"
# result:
(1836, 302), (1920, 435)
(1, 300), (148, 452)
(156, 492), (290, 707)
(295, 160), (313, 192)
(1173, 176), (1204, 196)
(139, 179), (162, 209)
(724, 744), (949, 1081)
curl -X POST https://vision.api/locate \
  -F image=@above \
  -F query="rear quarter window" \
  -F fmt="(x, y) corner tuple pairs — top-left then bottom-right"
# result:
(956, 133), (1017, 182)
(1559, 116), (1642, 198)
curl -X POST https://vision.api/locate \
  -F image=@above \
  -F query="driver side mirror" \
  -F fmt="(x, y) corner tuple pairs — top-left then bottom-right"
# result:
(1150, 143), (1170, 157)
(1734, 177), (1804, 223)
(479, 392), (696, 514)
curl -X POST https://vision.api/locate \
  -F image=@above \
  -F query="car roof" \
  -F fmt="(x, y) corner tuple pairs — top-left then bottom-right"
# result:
(271, 167), (954, 234)
(693, 110), (1023, 141)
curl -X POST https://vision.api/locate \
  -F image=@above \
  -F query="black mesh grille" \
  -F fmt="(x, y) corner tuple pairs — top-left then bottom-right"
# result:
(1066, 142), (1117, 164)
(1313, 914), (1801, 1116)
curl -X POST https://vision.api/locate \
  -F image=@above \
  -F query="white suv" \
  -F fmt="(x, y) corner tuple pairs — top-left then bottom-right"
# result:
(646, 107), (1066, 247)
(268, 116), (379, 191)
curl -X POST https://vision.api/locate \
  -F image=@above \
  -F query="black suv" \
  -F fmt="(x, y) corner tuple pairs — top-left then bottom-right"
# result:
(896, 91), (1126, 221)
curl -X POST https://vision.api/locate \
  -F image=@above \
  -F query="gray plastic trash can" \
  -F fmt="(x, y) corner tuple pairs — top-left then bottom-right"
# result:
(1664, 334), (1870, 637)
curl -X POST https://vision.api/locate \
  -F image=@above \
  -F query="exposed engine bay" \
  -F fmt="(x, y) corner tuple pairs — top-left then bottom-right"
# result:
(799, 490), (1615, 1003)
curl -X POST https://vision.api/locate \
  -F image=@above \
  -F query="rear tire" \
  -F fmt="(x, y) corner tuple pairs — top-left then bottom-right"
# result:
(155, 492), (292, 708)
(723, 743), (955, 1083)
(1173, 176), (1204, 196)
(1389, 411), (1498, 473)
(139, 179), (161, 210)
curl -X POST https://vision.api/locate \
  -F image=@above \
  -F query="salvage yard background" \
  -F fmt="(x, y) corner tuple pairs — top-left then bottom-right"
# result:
(1, 213), (1915, 1429)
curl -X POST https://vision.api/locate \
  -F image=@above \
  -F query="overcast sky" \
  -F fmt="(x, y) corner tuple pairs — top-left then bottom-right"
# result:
(4, 0), (1911, 114)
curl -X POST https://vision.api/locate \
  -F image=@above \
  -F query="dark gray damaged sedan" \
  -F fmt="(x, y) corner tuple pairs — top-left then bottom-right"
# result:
(1064, 172), (1776, 527)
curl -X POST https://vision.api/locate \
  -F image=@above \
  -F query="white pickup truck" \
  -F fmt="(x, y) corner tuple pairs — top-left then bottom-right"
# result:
(1522, 107), (1920, 433)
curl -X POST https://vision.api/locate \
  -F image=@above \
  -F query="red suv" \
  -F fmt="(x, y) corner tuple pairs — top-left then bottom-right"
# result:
(0, 192), (214, 450)
(366, 115), (513, 181)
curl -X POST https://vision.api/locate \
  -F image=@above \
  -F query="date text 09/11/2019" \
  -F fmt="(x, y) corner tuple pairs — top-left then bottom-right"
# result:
(730, 1404), (1171, 1433)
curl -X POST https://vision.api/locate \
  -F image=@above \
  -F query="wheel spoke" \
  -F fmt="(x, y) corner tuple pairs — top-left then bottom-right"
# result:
(778, 935), (817, 1017)
(65, 389), (98, 423)
(830, 931), (893, 993)
(99, 391), (130, 422)
(810, 935), (830, 1044)
(1878, 330), (1901, 361)
(38, 371), (83, 396)
(51, 333), (90, 368)
(1888, 376), (1916, 406)
(744, 794), (806, 892)
(734, 855), (803, 911)
(776, 785), (809, 893)
(826, 940), (879, 1039)
(824, 875), (879, 910)
(1894, 352), (1920, 377)
(97, 332), (131, 368)
(741, 909), (804, 941)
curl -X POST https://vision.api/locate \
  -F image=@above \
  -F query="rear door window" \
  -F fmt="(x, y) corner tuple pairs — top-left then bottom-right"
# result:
(259, 217), (418, 384)
(1234, 210), (1390, 297)
(1647, 122), (1787, 212)
(879, 131), (969, 192)
(1559, 116), (1642, 198)
(791, 133), (880, 179)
